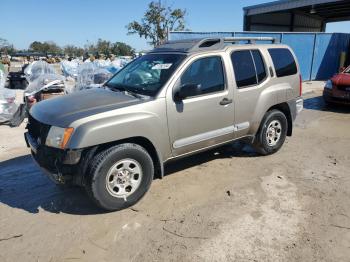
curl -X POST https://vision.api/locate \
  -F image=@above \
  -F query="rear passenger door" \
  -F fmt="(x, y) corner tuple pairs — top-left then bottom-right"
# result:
(230, 49), (268, 138)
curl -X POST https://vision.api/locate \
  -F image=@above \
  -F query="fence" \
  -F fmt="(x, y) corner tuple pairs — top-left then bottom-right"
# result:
(169, 31), (350, 81)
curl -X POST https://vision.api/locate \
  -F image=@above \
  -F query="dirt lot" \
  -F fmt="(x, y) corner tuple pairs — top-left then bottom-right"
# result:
(0, 82), (349, 262)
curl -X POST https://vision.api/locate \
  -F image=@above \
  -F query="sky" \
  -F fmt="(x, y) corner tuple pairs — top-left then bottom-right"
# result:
(1, 0), (350, 51)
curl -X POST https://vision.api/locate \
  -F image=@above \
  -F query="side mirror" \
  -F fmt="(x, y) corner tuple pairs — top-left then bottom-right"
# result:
(174, 83), (201, 101)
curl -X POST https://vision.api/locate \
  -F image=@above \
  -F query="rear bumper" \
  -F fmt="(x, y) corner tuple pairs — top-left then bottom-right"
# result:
(24, 132), (83, 184)
(296, 98), (303, 115)
(287, 96), (303, 123)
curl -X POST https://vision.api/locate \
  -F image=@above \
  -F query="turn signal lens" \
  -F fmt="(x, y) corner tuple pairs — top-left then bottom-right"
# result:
(61, 127), (74, 149)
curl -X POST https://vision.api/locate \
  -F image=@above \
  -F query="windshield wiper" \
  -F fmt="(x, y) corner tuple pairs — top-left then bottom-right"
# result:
(105, 83), (144, 99)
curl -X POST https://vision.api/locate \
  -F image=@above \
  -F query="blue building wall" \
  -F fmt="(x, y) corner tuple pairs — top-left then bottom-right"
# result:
(169, 32), (350, 81)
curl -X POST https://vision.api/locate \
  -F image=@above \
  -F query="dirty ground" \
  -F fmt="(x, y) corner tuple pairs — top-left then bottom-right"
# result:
(0, 82), (349, 262)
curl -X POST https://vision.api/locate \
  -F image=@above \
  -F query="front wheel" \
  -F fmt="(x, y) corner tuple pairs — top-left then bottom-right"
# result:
(85, 143), (154, 211)
(254, 110), (288, 155)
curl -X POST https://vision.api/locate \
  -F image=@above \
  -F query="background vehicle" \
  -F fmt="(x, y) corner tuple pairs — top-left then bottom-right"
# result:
(323, 65), (350, 105)
(25, 37), (303, 211)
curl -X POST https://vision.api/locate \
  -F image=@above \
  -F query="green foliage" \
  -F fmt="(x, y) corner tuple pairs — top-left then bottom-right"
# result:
(96, 39), (111, 56)
(29, 41), (62, 54)
(111, 42), (135, 56)
(63, 45), (85, 57)
(85, 39), (135, 57)
(0, 37), (16, 55)
(1, 37), (135, 58)
(127, 1), (187, 46)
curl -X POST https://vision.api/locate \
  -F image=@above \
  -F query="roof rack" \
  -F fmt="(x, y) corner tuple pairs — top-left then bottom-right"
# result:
(152, 37), (278, 53)
(223, 37), (278, 44)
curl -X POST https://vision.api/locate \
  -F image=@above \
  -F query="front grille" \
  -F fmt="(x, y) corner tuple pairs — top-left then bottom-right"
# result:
(27, 114), (51, 144)
(337, 86), (350, 92)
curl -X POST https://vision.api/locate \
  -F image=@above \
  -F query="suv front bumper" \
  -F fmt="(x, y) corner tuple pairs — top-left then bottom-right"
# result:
(24, 132), (82, 184)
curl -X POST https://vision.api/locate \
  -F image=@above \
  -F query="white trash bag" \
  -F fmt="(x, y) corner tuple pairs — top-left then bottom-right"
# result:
(24, 61), (56, 82)
(25, 74), (66, 97)
(61, 59), (81, 78)
(75, 63), (112, 91)
(0, 70), (20, 124)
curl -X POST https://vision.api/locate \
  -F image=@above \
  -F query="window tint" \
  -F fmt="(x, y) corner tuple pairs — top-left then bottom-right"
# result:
(231, 50), (257, 88)
(268, 48), (297, 77)
(252, 50), (267, 82)
(179, 56), (225, 96)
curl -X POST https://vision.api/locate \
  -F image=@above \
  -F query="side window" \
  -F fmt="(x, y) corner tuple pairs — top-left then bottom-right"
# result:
(179, 56), (225, 96)
(268, 48), (297, 77)
(252, 50), (267, 82)
(231, 50), (257, 88)
(231, 50), (267, 88)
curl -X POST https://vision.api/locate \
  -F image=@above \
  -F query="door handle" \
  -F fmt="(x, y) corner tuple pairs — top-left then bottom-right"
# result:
(220, 98), (233, 106)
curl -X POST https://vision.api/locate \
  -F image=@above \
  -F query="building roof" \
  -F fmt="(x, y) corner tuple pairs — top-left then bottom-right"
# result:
(244, 0), (350, 23)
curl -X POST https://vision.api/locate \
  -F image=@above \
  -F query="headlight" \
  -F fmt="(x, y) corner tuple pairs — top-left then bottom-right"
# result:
(325, 80), (333, 90)
(45, 126), (74, 149)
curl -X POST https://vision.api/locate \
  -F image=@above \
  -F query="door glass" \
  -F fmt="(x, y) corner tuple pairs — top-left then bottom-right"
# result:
(180, 56), (225, 96)
(231, 50), (257, 88)
(252, 50), (267, 83)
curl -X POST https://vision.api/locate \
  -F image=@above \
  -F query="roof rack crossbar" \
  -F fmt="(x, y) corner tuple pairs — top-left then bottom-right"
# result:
(152, 36), (279, 53)
(223, 37), (278, 44)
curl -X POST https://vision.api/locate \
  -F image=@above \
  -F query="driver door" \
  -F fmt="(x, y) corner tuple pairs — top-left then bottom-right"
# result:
(166, 54), (235, 156)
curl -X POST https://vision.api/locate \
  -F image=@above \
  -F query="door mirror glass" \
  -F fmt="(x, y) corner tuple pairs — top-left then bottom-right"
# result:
(175, 83), (202, 100)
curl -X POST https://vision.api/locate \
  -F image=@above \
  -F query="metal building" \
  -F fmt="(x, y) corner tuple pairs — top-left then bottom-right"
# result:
(244, 0), (350, 32)
(169, 31), (350, 81)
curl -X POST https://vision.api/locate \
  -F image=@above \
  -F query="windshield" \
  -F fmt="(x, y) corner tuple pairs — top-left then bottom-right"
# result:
(106, 53), (186, 96)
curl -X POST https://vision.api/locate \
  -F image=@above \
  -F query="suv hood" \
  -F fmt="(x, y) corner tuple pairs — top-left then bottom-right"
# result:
(30, 88), (146, 127)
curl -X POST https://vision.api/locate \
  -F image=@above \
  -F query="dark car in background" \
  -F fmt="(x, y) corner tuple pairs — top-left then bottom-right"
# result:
(323, 66), (350, 105)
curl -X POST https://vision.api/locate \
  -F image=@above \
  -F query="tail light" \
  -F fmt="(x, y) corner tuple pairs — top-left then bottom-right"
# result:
(299, 74), (302, 96)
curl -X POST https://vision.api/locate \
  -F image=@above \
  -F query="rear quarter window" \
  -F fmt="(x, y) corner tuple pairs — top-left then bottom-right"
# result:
(268, 48), (297, 77)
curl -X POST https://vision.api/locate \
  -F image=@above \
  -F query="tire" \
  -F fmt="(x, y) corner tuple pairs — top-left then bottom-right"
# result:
(85, 143), (154, 211)
(254, 109), (288, 156)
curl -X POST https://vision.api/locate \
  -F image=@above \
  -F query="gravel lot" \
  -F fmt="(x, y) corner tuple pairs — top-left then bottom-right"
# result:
(0, 82), (349, 262)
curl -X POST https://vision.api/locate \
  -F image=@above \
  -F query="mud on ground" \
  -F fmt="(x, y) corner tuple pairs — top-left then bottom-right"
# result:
(0, 82), (349, 261)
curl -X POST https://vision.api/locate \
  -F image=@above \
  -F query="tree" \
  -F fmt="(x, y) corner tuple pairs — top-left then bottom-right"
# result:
(96, 39), (111, 56)
(111, 42), (135, 56)
(0, 37), (16, 55)
(63, 45), (84, 57)
(29, 41), (61, 54)
(127, 1), (187, 46)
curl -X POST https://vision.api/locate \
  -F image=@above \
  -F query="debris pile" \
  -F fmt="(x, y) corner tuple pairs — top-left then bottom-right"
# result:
(75, 63), (112, 92)
(0, 55), (133, 126)
(24, 61), (57, 82)
(61, 59), (81, 78)
(0, 70), (20, 124)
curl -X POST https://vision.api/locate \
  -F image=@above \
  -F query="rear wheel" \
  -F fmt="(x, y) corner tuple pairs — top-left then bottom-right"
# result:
(254, 110), (288, 155)
(85, 143), (154, 211)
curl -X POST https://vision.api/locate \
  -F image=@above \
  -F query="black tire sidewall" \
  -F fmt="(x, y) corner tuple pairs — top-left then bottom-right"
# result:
(88, 144), (154, 211)
(258, 110), (288, 155)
